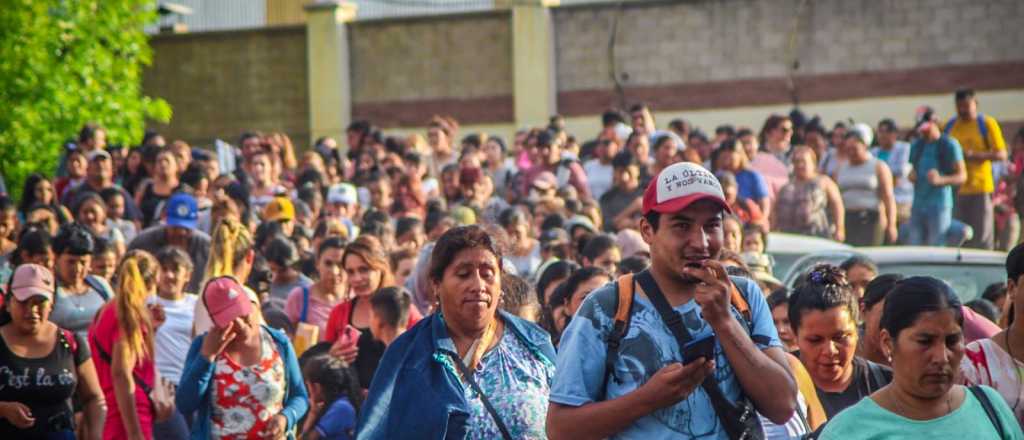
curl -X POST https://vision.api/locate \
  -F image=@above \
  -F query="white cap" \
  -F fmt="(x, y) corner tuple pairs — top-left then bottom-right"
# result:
(326, 183), (357, 205)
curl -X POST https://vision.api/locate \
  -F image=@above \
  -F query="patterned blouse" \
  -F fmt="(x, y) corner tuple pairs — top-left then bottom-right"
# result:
(456, 324), (555, 439)
(211, 329), (287, 439)
(961, 338), (1024, 426)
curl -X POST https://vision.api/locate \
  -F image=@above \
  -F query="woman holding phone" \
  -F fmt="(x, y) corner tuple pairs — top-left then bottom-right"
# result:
(177, 276), (309, 439)
(323, 235), (421, 388)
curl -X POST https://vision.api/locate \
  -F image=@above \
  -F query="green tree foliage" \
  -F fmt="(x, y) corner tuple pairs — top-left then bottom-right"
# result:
(0, 0), (171, 200)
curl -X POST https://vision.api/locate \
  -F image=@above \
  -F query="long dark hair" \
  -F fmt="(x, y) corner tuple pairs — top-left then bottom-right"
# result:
(302, 354), (363, 428)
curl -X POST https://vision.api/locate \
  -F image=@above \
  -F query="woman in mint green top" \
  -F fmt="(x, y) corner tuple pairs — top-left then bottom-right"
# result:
(821, 277), (1023, 439)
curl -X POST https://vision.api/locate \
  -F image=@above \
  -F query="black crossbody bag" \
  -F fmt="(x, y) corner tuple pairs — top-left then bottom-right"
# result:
(448, 353), (514, 440)
(635, 270), (764, 440)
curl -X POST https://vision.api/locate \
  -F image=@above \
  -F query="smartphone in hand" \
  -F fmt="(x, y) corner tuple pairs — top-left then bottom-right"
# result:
(339, 325), (362, 347)
(682, 334), (716, 365)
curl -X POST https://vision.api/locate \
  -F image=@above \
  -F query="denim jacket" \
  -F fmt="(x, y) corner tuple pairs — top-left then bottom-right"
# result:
(176, 325), (310, 440)
(357, 310), (556, 439)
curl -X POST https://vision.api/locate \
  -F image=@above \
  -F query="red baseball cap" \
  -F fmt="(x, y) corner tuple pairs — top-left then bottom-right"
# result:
(642, 162), (731, 215)
(202, 277), (252, 329)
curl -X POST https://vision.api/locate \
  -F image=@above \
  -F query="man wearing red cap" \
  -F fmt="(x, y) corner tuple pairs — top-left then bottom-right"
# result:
(548, 162), (796, 439)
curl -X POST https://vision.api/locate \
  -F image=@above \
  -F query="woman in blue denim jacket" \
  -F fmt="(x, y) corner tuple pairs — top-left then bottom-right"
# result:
(358, 225), (556, 439)
(176, 276), (309, 440)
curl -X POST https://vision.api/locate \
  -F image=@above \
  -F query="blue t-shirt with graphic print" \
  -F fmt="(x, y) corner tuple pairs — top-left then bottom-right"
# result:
(550, 276), (782, 439)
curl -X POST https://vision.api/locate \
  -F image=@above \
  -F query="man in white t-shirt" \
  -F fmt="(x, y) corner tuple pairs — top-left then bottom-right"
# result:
(584, 138), (620, 200)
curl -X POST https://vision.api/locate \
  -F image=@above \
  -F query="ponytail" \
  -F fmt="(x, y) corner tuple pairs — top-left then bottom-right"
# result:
(204, 219), (253, 284)
(114, 250), (159, 362)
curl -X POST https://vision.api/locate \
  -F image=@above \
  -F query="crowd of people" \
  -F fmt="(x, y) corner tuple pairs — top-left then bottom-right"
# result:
(0, 86), (1023, 439)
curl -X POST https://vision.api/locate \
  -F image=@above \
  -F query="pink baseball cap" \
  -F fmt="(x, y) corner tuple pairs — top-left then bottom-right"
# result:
(642, 162), (731, 215)
(202, 277), (252, 329)
(9, 264), (56, 301)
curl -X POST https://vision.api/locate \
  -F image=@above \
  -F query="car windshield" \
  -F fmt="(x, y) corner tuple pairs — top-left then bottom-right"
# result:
(783, 256), (1005, 303)
(879, 263), (1004, 303)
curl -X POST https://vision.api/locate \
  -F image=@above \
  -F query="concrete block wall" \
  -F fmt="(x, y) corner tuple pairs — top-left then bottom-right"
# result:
(554, 0), (1024, 94)
(349, 11), (514, 126)
(143, 26), (310, 148)
(141, 0), (1024, 148)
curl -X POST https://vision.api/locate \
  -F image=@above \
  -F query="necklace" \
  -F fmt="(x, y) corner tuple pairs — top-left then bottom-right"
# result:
(1004, 331), (1023, 412)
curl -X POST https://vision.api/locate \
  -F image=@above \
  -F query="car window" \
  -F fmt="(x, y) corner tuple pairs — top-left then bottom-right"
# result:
(771, 253), (804, 279)
(878, 263), (1004, 303)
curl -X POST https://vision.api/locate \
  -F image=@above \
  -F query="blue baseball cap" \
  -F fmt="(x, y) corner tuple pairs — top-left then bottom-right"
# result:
(166, 193), (199, 229)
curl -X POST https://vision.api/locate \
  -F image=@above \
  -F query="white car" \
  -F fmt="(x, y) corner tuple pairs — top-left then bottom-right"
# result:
(766, 233), (852, 279)
(781, 246), (1007, 302)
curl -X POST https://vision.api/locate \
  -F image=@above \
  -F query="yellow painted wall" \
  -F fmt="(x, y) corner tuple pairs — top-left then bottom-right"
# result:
(266, 0), (306, 26)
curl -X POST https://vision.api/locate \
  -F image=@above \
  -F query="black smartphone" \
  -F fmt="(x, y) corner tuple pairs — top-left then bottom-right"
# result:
(682, 335), (716, 365)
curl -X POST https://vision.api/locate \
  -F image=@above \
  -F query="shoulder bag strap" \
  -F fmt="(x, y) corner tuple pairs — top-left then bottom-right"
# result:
(449, 353), (513, 440)
(300, 285), (310, 323)
(969, 385), (1006, 439)
(866, 361), (887, 392)
(634, 270), (760, 440)
(90, 332), (154, 396)
(634, 271), (693, 347)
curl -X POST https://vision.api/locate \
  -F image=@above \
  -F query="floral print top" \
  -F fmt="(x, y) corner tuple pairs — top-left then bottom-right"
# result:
(460, 325), (555, 439)
(211, 329), (287, 439)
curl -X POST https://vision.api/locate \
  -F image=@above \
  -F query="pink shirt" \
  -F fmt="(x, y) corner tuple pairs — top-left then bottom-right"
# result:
(88, 305), (155, 440)
(750, 152), (789, 200)
(961, 305), (1000, 343)
(285, 286), (343, 341)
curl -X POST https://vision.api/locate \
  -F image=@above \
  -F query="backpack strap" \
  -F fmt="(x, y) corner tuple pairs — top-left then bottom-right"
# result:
(977, 113), (991, 150)
(947, 114), (992, 150)
(866, 360), (887, 392)
(60, 328), (78, 357)
(300, 285), (310, 324)
(84, 275), (113, 301)
(729, 282), (751, 324)
(600, 274), (635, 400)
(728, 277), (773, 346)
(969, 385), (1006, 439)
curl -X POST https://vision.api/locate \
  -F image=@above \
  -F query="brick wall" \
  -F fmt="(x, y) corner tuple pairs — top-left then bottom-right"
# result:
(349, 11), (513, 127)
(553, 0), (1024, 114)
(142, 26), (310, 148)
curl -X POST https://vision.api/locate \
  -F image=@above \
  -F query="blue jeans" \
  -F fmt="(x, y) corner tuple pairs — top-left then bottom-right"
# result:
(908, 204), (953, 246)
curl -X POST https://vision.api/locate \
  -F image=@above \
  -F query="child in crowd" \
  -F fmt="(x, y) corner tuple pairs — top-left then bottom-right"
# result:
(499, 274), (540, 322)
(0, 197), (18, 283)
(90, 237), (118, 282)
(741, 222), (769, 254)
(149, 247), (199, 439)
(300, 354), (362, 440)
(368, 287), (410, 347)
(149, 248), (197, 389)
(100, 187), (137, 243)
(390, 249), (417, 289)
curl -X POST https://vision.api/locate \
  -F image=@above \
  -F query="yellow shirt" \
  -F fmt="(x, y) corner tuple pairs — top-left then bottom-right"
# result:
(948, 115), (1006, 194)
